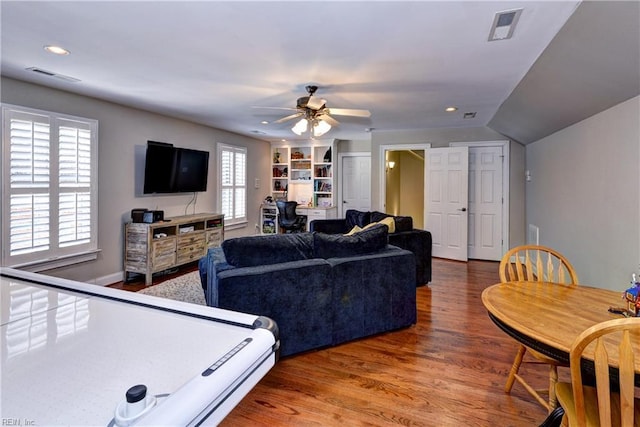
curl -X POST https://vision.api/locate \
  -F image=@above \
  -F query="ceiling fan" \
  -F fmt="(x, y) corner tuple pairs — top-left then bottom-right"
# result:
(257, 85), (371, 137)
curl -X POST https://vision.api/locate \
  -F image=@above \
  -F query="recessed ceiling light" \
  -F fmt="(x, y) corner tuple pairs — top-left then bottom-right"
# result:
(261, 120), (269, 125)
(445, 107), (458, 112)
(44, 45), (70, 55)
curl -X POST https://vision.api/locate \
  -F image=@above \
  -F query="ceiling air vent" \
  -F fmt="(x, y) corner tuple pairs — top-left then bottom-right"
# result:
(488, 8), (523, 41)
(463, 112), (477, 119)
(26, 67), (80, 83)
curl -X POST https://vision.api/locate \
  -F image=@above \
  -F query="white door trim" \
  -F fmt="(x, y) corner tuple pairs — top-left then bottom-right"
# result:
(450, 140), (510, 257)
(338, 151), (371, 218)
(379, 143), (431, 212)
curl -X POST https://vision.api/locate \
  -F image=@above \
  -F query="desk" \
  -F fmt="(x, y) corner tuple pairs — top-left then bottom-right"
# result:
(296, 206), (337, 231)
(1, 268), (279, 426)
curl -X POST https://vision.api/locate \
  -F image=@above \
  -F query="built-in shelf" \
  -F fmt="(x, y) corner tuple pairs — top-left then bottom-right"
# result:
(270, 141), (335, 208)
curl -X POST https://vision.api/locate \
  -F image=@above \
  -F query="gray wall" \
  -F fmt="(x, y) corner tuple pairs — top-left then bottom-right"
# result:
(526, 95), (640, 289)
(1, 77), (270, 285)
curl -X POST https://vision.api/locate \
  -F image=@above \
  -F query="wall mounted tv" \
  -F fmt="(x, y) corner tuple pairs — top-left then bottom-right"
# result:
(143, 141), (209, 194)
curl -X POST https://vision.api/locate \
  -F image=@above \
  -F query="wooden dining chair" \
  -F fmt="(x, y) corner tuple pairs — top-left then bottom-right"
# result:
(499, 244), (579, 412)
(555, 317), (640, 426)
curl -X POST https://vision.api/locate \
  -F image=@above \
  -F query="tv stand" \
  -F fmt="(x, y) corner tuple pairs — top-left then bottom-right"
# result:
(124, 213), (224, 286)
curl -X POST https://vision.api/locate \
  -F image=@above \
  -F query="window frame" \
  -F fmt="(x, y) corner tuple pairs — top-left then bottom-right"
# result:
(217, 143), (247, 228)
(1, 104), (99, 271)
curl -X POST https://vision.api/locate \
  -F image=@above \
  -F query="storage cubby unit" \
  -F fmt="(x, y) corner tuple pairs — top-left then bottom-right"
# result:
(260, 203), (278, 234)
(124, 213), (224, 286)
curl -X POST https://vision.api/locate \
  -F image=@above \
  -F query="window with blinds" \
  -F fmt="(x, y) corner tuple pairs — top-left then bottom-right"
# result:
(218, 144), (247, 226)
(2, 105), (98, 269)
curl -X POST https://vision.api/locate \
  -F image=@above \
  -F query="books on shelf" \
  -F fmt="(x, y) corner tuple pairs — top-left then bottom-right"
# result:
(314, 181), (332, 192)
(314, 166), (331, 177)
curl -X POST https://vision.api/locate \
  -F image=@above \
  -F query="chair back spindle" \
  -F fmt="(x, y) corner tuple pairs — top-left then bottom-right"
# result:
(499, 245), (578, 285)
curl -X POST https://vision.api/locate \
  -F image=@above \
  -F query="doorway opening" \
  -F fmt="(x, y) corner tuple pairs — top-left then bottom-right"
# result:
(384, 149), (425, 229)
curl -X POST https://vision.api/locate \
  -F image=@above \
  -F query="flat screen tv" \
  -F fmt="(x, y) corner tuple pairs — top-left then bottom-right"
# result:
(143, 141), (209, 194)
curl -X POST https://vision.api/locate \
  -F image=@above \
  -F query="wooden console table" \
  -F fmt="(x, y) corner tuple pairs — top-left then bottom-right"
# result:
(124, 213), (224, 285)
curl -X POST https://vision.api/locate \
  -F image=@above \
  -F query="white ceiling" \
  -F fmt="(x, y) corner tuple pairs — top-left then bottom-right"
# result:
(0, 1), (604, 143)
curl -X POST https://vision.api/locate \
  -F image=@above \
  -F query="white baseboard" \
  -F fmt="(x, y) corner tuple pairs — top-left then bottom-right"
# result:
(94, 271), (124, 287)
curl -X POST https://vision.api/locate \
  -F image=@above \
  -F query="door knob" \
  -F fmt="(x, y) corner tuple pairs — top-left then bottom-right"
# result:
(458, 207), (467, 212)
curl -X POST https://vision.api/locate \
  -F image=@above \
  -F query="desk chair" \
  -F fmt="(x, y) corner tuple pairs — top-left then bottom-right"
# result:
(555, 317), (640, 426)
(499, 244), (579, 412)
(276, 201), (305, 233)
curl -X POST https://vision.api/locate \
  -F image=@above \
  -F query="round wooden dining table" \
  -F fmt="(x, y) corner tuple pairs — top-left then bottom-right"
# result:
(481, 281), (637, 364)
(482, 281), (640, 427)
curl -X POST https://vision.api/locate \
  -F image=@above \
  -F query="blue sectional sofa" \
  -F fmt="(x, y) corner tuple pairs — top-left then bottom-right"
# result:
(310, 209), (432, 285)
(198, 224), (417, 357)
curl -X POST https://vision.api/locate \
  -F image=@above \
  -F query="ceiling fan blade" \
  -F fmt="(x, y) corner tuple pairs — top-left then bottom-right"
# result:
(306, 97), (326, 110)
(326, 108), (371, 118)
(320, 114), (340, 127)
(251, 106), (298, 111)
(273, 112), (303, 124)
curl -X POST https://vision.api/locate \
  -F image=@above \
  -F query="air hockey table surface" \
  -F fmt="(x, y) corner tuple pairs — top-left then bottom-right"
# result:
(0, 267), (279, 426)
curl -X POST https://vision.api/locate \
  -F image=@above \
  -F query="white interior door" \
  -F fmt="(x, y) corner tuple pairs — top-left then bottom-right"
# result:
(340, 154), (371, 215)
(468, 146), (503, 260)
(425, 147), (469, 261)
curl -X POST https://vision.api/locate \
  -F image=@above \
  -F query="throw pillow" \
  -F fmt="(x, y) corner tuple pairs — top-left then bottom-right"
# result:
(370, 211), (413, 233)
(360, 216), (396, 233)
(376, 216), (396, 233)
(344, 225), (362, 236)
(314, 223), (388, 259)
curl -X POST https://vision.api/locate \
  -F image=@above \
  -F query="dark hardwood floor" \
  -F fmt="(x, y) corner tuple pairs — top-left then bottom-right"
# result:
(220, 258), (555, 426)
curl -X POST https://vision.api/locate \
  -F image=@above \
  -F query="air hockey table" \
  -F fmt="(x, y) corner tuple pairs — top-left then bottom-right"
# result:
(0, 267), (279, 426)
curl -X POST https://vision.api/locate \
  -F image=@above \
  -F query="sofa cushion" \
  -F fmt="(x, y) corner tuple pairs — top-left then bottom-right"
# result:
(314, 223), (388, 259)
(222, 233), (314, 267)
(345, 209), (370, 229)
(370, 211), (413, 233)
(367, 216), (395, 233)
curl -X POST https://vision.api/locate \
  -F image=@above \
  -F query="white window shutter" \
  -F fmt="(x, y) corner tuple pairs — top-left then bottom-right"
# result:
(2, 105), (98, 269)
(218, 144), (247, 225)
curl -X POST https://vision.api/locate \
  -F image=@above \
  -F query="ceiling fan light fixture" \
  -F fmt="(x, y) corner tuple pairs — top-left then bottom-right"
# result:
(291, 118), (308, 135)
(313, 119), (331, 137)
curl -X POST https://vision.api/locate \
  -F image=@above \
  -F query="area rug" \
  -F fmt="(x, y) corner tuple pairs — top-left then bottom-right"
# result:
(137, 271), (205, 306)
